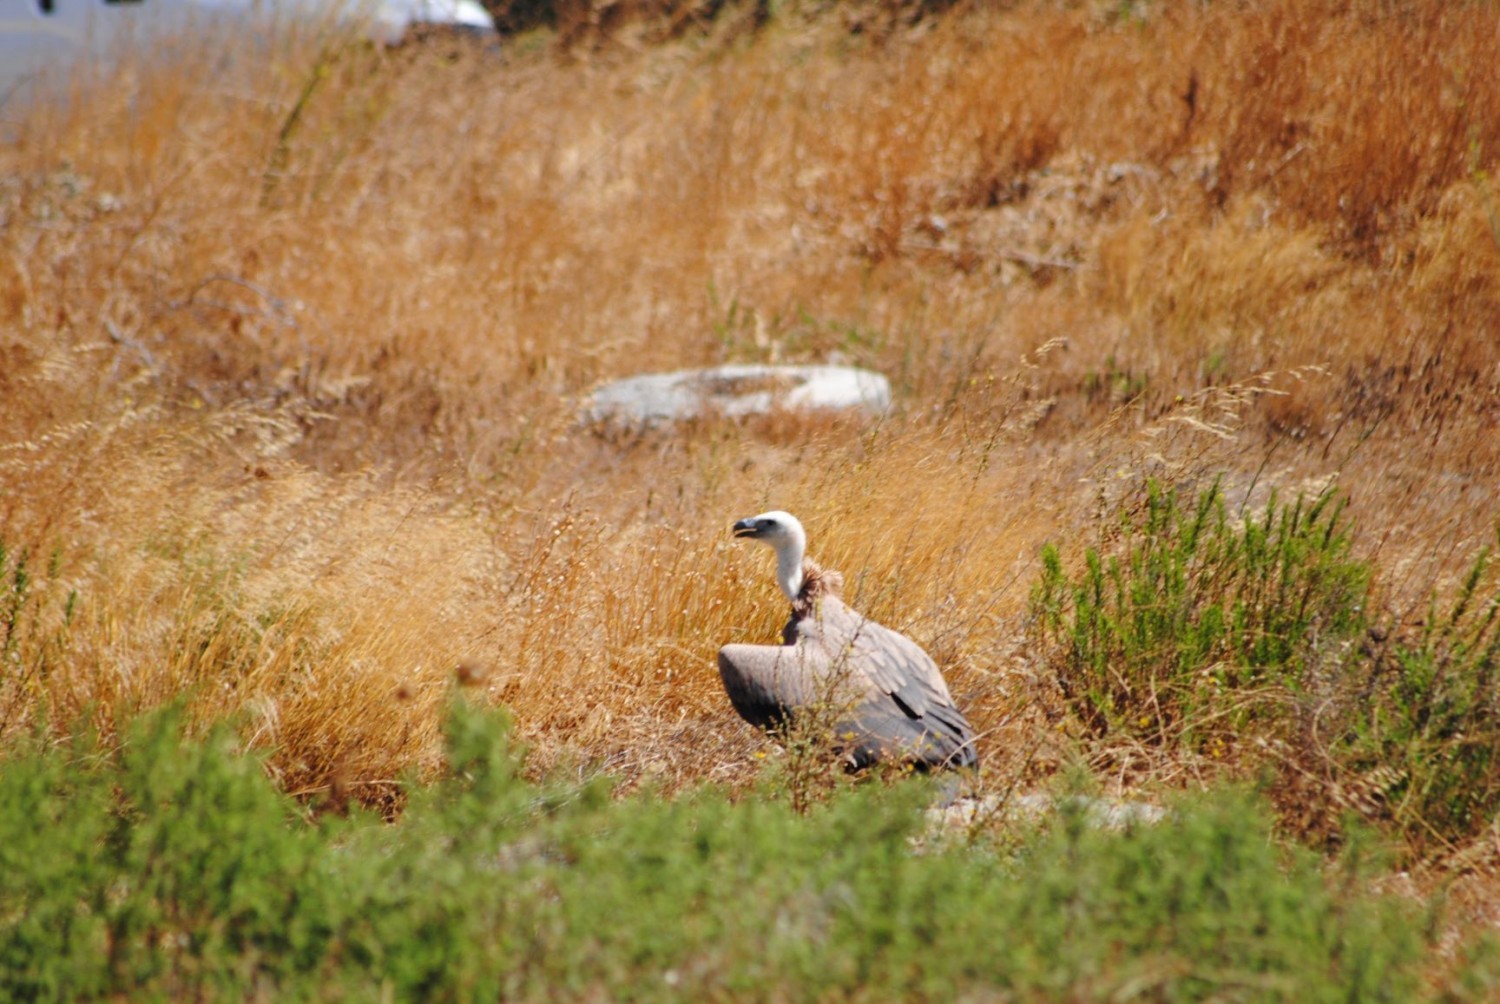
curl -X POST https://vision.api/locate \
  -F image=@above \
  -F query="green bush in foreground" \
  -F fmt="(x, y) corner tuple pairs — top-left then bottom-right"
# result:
(0, 701), (1481, 1000)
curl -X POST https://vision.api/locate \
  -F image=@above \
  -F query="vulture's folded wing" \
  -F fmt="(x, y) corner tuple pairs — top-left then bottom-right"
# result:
(717, 643), (819, 732)
(720, 595), (978, 770)
(814, 598), (978, 768)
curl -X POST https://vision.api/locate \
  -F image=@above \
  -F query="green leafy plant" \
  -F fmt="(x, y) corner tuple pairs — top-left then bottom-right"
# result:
(1032, 478), (1371, 747)
(1346, 532), (1500, 848)
(0, 700), (1454, 1000)
(0, 708), (339, 1000)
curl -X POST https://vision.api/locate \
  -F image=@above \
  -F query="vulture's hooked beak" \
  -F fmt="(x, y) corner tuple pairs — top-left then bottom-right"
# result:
(732, 518), (760, 539)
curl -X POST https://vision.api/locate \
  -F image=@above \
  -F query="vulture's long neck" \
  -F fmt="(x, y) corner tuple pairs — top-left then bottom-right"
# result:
(774, 536), (805, 602)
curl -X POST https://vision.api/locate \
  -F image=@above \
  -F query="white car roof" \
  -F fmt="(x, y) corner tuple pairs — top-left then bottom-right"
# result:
(0, 0), (495, 108)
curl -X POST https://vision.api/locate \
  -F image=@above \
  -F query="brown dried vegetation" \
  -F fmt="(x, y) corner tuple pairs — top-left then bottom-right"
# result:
(1, 0), (1498, 885)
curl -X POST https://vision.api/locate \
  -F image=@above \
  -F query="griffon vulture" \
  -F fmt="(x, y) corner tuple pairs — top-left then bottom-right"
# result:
(717, 511), (978, 771)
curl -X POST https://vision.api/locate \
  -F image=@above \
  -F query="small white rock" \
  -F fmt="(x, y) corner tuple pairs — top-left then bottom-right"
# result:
(584, 364), (892, 428)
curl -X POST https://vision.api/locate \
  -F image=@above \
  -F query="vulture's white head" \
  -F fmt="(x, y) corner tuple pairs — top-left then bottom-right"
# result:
(732, 510), (807, 602)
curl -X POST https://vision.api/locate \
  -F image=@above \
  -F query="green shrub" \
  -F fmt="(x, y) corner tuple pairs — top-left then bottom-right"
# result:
(995, 791), (1424, 1003)
(1345, 533), (1500, 848)
(2, 708), (354, 999)
(0, 698), (1469, 1000)
(0, 702), (1464, 996)
(1031, 478), (1371, 747)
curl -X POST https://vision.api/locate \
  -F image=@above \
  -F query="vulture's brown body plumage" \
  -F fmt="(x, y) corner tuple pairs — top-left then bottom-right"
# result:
(718, 513), (978, 772)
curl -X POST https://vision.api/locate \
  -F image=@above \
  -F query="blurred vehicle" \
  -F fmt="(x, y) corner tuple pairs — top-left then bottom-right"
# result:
(0, 0), (495, 107)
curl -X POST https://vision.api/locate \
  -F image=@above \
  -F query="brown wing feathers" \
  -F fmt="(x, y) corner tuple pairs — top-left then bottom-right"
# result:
(718, 555), (978, 771)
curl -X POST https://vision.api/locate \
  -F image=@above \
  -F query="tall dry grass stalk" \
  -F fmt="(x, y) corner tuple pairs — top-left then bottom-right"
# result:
(1, 0), (1497, 812)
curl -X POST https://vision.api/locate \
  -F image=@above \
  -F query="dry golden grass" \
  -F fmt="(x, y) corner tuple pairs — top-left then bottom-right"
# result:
(2, 0), (1498, 864)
